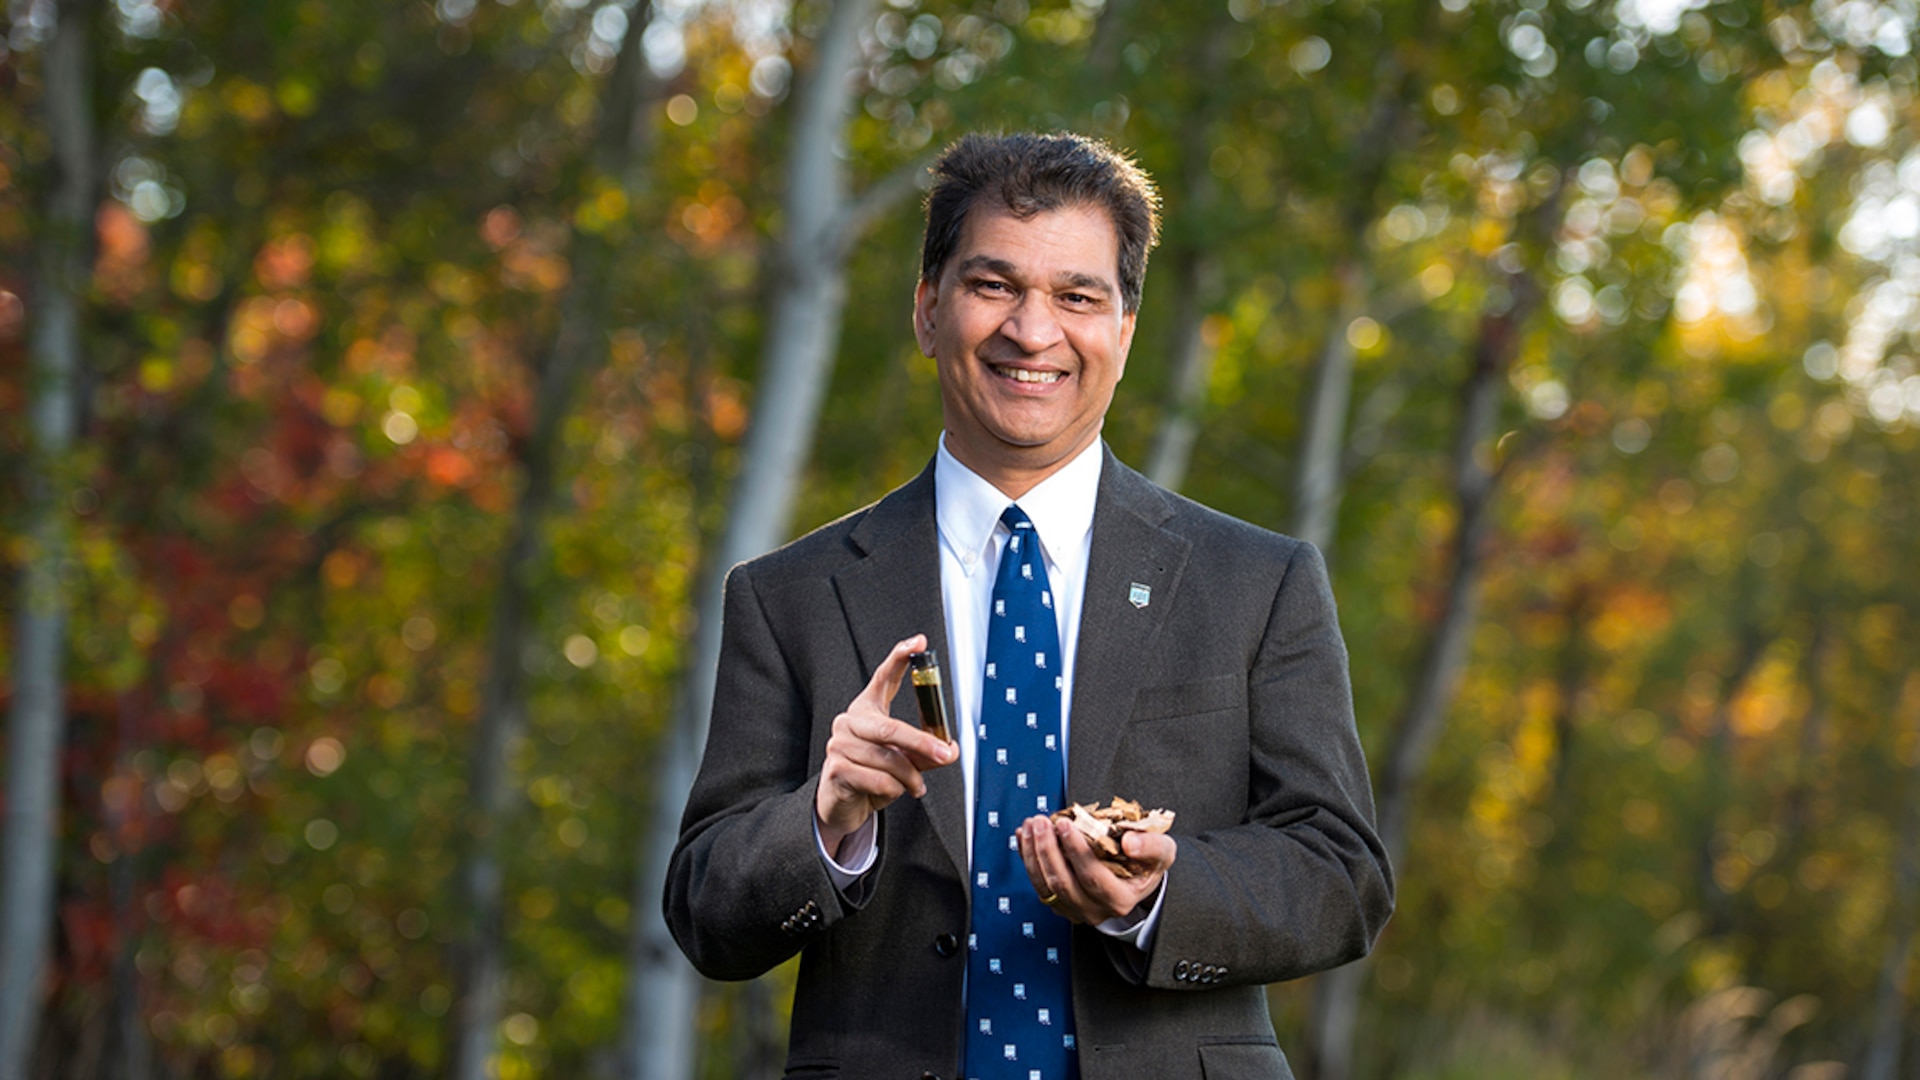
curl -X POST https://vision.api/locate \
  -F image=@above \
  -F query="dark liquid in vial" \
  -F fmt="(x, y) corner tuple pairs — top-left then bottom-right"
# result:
(913, 679), (951, 744)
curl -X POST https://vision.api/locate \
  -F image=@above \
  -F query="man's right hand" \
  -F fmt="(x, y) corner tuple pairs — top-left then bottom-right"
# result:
(816, 633), (958, 861)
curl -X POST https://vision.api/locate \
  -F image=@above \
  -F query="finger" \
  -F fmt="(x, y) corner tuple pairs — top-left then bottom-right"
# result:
(820, 760), (911, 809)
(1049, 818), (1111, 885)
(1017, 821), (1054, 898)
(827, 734), (929, 798)
(816, 757), (903, 846)
(1021, 818), (1089, 921)
(1050, 818), (1140, 920)
(836, 709), (956, 768)
(855, 634), (928, 712)
(1066, 823), (1175, 920)
(902, 740), (960, 770)
(1121, 829), (1178, 874)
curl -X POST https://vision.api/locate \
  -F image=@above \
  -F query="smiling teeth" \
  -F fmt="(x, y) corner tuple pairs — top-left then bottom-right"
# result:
(1000, 367), (1062, 383)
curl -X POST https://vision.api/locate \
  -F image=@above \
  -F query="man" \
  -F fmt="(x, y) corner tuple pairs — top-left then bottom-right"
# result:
(665, 132), (1392, 1080)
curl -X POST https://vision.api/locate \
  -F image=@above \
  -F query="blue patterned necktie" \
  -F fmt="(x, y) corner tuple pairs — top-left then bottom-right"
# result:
(964, 505), (1077, 1080)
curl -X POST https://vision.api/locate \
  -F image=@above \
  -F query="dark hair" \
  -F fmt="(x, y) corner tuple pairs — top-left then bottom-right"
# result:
(920, 131), (1161, 313)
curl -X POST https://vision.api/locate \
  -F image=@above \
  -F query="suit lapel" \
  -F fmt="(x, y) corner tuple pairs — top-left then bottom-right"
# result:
(1068, 451), (1192, 803)
(833, 461), (969, 880)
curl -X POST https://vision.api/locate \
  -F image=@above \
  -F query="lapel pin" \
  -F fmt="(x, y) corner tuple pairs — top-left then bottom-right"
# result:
(1128, 582), (1151, 609)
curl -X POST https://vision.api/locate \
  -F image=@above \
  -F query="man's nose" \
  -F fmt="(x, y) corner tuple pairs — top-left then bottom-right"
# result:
(998, 293), (1064, 353)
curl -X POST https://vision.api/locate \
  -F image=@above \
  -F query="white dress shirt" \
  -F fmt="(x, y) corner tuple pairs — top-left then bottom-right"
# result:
(818, 435), (1164, 948)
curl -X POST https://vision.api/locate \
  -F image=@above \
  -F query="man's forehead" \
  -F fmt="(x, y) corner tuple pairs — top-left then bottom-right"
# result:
(947, 202), (1122, 285)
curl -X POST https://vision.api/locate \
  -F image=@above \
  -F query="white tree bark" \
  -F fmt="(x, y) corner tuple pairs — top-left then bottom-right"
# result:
(1284, 58), (1414, 556)
(450, 238), (638, 1080)
(1, 0), (95, 1073)
(1287, 261), (1367, 551)
(1143, 246), (1218, 492)
(1371, 294), (1523, 864)
(621, 2), (886, 1077)
(1306, 267), (1539, 1080)
(1284, 65), (1419, 1080)
(445, 7), (660, 1079)
(1143, 16), (1228, 493)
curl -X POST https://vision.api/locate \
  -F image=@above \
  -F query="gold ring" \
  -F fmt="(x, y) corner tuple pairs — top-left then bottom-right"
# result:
(1040, 892), (1059, 906)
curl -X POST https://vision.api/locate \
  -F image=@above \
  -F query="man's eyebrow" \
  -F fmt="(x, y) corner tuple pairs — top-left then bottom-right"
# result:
(1054, 271), (1114, 295)
(955, 254), (1019, 278)
(954, 255), (1116, 294)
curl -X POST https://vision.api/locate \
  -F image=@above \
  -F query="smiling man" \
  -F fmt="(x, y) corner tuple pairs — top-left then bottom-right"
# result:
(666, 132), (1393, 1080)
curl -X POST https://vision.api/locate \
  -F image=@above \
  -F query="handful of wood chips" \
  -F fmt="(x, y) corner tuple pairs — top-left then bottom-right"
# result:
(1050, 798), (1175, 879)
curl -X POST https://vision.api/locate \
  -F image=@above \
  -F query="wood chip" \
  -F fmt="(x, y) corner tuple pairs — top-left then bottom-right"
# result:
(1050, 798), (1175, 879)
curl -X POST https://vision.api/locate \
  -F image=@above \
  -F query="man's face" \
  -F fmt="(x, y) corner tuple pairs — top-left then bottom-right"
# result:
(913, 203), (1137, 494)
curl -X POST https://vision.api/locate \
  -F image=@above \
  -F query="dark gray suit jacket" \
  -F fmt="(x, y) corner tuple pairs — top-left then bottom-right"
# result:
(665, 449), (1393, 1079)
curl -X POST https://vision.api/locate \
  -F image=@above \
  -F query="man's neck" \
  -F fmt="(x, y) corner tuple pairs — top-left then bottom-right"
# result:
(941, 433), (1103, 500)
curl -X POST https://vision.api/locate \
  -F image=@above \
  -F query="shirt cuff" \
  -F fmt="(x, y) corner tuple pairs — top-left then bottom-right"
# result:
(1094, 873), (1167, 952)
(815, 814), (879, 891)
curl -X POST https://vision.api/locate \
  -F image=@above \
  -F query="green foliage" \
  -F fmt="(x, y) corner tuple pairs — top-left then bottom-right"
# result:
(3, 0), (1918, 1076)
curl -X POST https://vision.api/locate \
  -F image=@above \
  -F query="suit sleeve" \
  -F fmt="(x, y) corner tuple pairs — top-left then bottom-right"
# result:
(662, 562), (873, 981)
(1118, 540), (1394, 989)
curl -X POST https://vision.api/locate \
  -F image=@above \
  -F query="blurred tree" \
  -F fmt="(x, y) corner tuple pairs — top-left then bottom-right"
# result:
(1861, 719), (1917, 1080)
(445, 3), (664, 1078)
(1141, 6), (1230, 491)
(0, 0), (95, 1074)
(2, 1), (1918, 1078)
(622, 2), (920, 1078)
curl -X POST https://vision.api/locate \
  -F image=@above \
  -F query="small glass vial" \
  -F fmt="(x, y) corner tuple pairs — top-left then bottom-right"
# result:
(908, 649), (952, 744)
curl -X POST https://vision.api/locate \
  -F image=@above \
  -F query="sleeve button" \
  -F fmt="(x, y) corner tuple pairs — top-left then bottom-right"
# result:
(934, 933), (959, 958)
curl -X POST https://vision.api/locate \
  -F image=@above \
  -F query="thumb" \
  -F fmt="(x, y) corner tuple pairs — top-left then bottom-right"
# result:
(858, 633), (928, 710)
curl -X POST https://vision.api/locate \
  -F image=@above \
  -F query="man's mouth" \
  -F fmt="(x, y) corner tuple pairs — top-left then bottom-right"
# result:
(993, 364), (1065, 384)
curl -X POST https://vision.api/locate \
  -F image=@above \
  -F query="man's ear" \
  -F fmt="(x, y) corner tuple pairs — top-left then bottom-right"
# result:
(1116, 308), (1137, 380)
(913, 277), (937, 357)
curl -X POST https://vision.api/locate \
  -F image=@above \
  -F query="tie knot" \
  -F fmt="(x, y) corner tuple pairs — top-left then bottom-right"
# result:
(1000, 505), (1034, 533)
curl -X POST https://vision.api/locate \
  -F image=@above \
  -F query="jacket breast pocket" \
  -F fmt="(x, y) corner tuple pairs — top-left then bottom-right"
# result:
(1129, 673), (1246, 723)
(1106, 674), (1249, 827)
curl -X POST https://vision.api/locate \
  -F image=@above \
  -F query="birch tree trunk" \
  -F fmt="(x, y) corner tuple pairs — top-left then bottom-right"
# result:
(1286, 61), (1414, 553)
(1287, 261), (1367, 551)
(1304, 264), (1541, 1080)
(445, 8), (660, 1078)
(1375, 272), (1537, 874)
(621, 2), (888, 1077)
(1143, 246), (1217, 491)
(1142, 14), (1228, 493)
(1, 1), (96, 1073)
(1860, 675), (1920, 1080)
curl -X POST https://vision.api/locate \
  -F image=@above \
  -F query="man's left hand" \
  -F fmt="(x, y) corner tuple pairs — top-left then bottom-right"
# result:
(1016, 815), (1175, 924)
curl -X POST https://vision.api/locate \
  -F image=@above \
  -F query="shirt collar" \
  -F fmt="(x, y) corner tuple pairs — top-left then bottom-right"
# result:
(935, 434), (1103, 578)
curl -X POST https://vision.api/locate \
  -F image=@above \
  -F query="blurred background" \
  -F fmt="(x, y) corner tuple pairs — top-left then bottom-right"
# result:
(2, 0), (1918, 1077)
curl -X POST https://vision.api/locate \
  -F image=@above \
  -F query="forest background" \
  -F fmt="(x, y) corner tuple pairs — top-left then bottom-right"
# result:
(2, 0), (1918, 1078)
